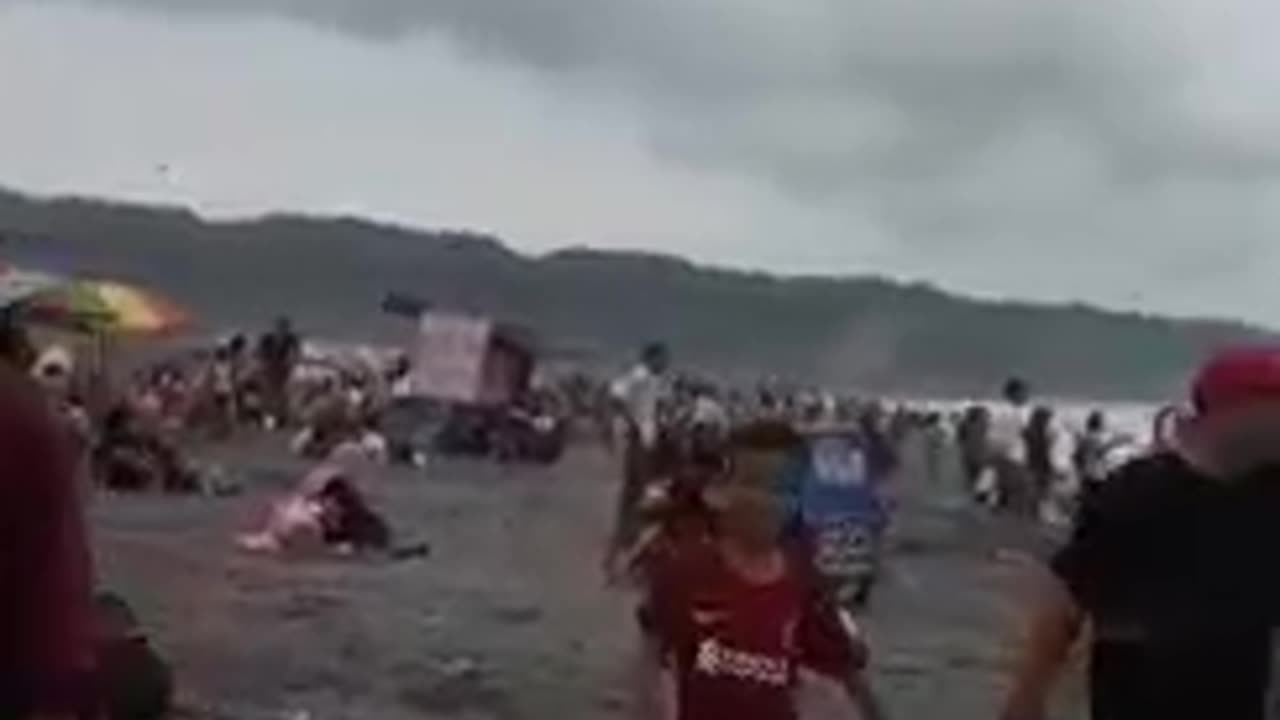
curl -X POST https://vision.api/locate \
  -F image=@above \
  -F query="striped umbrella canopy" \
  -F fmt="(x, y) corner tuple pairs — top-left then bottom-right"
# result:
(23, 279), (191, 335)
(0, 263), (68, 307)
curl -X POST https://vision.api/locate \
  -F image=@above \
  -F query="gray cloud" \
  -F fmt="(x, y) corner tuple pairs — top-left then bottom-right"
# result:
(52, 0), (1280, 186)
(8, 0), (1280, 321)
(247, 3), (1280, 204)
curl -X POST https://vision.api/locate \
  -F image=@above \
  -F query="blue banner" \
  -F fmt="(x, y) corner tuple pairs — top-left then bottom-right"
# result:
(782, 432), (889, 583)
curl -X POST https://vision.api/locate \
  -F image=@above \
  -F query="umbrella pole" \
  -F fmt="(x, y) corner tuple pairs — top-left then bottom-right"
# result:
(91, 330), (112, 418)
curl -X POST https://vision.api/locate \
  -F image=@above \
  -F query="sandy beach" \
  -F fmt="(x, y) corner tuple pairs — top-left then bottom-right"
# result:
(87, 433), (1086, 720)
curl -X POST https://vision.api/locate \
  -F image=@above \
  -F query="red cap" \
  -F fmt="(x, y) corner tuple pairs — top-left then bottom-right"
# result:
(1192, 346), (1280, 416)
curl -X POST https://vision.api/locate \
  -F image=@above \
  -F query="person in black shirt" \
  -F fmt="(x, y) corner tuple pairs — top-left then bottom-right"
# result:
(1002, 346), (1280, 720)
(256, 316), (301, 425)
(1023, 406), (1057, 516)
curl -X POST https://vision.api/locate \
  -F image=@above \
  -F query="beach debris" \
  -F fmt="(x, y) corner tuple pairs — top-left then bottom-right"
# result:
(277, 590), (346, 621)
(387, 541), (431, 561)
(490, 602), (543, 626)
(397, 654), (509, 716)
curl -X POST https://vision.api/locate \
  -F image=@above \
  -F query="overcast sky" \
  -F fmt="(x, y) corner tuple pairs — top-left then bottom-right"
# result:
(3, 0), (1280, 324)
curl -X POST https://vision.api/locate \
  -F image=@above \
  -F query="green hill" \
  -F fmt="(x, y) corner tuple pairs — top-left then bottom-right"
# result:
(0, 188), (1264, 398)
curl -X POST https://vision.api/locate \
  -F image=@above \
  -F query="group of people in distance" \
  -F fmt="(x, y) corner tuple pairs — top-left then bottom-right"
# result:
(15, 296), (1280, 720)
(604, 341), (1280, 720)
(0, 312), (418, 720)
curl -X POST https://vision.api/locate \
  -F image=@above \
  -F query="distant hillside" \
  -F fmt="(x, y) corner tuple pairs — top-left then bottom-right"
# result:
(0, 188), (1266, 398)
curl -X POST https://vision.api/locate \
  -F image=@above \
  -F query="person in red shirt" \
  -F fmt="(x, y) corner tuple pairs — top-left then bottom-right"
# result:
(0, 314), (97, 719)
(639, 421), (884, 720)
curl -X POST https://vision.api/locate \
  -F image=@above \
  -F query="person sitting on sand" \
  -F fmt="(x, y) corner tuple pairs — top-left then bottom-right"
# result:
(95, 405), (160, 492)
(95, 404), (201, 494)
(291, 376), (358, 458)
(238, 446), (416, 559)
(291, 410), (388, 466)
(236, 458), (338, 555)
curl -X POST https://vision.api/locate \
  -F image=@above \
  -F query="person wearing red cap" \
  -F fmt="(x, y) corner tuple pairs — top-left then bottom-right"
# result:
(0, 315), (97, 719)
(1001, 346), (1280, 720)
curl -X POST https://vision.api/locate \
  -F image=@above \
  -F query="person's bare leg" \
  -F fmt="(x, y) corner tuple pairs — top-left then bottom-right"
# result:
(606, 438), (649, 583)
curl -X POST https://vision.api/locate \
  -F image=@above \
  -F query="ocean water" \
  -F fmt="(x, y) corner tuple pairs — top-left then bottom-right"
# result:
(1043, 400), (1163, 440)
(906, 397), (1165, 444)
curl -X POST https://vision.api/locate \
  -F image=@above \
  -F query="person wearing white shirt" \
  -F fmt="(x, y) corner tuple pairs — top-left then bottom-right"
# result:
(988, 379), (1032, 466)
(605, 342), (671, 582)
(690, 391), (729, 434)
(609, 354), (669, 450)
(984, 378), (1033, 512)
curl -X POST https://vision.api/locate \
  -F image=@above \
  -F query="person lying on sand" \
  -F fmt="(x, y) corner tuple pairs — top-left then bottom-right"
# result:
(314, 476), (391, 553)
(235, 457), (342, 555)
(237, 452), (426, 560)
(236, 485), (326, 555)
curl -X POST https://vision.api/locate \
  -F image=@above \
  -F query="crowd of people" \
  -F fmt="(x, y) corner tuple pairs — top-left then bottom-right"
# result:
(950, 379), (1150, 530)
(599, 342), (1156, 545)
(25, 316), (314, 494)
(0, 311), (435, 720)
(26, 314), (534, 494)
(11, 298), (1280, 719)
(597, 341), (1280, 720)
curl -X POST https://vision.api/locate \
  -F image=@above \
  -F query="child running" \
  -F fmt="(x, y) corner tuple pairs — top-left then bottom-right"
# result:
(637, 420), (884, 720)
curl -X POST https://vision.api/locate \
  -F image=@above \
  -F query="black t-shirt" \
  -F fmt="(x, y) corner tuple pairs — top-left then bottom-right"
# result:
(257, 331), (299, 375)
(1052, 452), (1280, 720)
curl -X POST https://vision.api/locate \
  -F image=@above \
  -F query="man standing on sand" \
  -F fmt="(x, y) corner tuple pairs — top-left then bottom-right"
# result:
(257, 316), (301, 426)
(983, 378), (1034, 513)
(606, 342), (674, 581)
(1001, 346), (1280, 720)
(0, 314), (97, 720)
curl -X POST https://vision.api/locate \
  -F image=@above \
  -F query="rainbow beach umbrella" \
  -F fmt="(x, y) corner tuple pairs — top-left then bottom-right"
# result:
(23, 279), (191, 335)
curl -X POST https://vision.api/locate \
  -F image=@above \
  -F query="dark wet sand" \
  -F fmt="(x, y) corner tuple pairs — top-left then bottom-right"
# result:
(90, 436), (1086, 719)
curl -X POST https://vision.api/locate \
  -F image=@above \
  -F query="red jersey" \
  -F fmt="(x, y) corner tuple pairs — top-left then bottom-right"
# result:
(647, 542), (864, 720)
